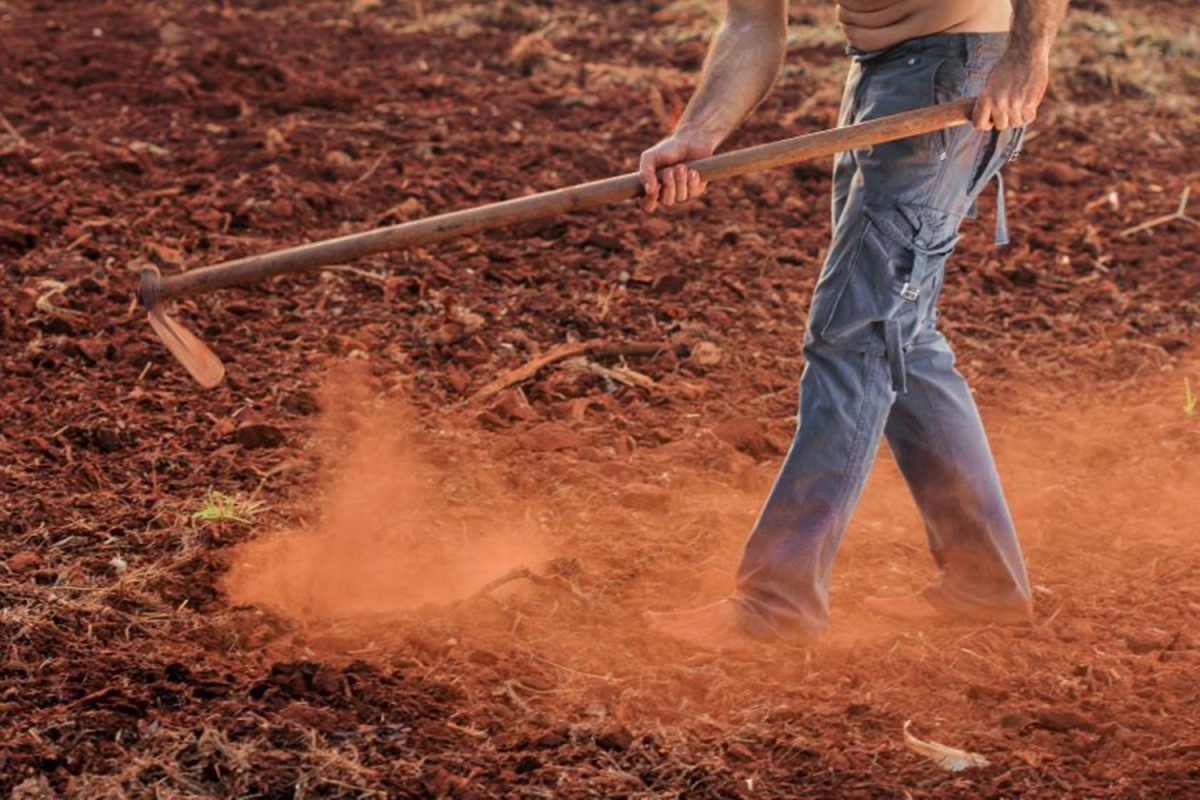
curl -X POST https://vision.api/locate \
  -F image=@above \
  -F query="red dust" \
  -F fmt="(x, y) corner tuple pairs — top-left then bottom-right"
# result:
(223, 370), (548, 622)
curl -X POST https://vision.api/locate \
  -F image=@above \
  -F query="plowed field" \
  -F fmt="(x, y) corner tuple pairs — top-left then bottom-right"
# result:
(1, 1), (1197, 797)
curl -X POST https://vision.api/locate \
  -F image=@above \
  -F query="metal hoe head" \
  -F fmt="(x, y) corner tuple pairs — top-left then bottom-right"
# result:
(138, 265), (226, 388)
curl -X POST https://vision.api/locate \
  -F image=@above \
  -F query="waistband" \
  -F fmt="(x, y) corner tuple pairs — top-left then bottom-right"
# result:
(847, 32), (1010, 65)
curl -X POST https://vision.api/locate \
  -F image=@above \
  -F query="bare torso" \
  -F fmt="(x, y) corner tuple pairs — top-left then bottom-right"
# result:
(837, 0), (1013, 51)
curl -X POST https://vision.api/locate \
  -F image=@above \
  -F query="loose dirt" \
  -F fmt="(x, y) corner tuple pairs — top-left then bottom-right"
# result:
(1, 1), (1197, 797)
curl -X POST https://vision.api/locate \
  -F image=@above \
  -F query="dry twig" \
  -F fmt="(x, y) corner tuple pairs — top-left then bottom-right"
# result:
(472, 340), (688, 402)
(0, 111), (27, 148)
(1119, 186), (1197, 237)
(470, 565), (555, 599)
(346, 152), (389, 192)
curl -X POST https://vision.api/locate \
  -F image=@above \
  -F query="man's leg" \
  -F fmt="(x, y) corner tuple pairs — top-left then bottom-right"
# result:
(647, 335), (898, 645)
(870, 330), (1033, 622)
(647, 60), (883, 646)
(733, 338), (897, 639)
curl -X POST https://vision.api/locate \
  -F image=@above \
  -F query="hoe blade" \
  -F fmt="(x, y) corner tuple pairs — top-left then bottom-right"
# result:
(147, 306), (226, 388)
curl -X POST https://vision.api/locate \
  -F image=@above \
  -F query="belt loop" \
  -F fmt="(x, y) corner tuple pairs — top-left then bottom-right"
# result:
(993, 171), (1009, 246)
(884, 320), (908, 394)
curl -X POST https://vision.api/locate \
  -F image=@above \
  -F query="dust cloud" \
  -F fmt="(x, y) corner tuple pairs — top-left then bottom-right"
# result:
(222, 369), (547, 623)
(847, 363), (1200, 609)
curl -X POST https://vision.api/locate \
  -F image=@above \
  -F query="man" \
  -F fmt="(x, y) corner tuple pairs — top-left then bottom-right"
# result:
(641, 0), (1069, 648)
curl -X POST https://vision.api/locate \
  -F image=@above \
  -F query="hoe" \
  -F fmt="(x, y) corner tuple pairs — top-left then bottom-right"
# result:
(137, 99), (977, 388)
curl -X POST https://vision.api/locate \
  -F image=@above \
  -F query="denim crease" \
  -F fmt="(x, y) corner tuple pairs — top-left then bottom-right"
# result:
(731, 33), (1033, 640)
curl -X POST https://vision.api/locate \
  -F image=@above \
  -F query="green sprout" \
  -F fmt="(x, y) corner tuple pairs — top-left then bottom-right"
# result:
(191, 491), (264, 524)
(1185, 377), (1197, 418)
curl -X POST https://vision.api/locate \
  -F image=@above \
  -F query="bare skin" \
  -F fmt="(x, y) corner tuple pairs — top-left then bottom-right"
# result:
(644, 599), (771, 650)
(643, 0), (1068, 649)
(837, 0), (1013, 52)
(639, 0), (1070, 212)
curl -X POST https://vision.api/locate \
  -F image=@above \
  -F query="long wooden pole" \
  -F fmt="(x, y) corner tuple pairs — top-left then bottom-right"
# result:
(155, 99), (975, 301)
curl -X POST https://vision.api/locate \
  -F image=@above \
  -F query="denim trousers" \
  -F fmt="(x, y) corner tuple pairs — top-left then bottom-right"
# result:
(733, 33), (1033, 640)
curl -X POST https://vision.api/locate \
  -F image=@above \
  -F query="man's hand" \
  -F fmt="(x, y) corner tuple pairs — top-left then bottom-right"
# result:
(636, 0), (787, 213)
(639, 134), (715, 213)
(972, 52), (1050, 130)
(973, 0), (1068, 130)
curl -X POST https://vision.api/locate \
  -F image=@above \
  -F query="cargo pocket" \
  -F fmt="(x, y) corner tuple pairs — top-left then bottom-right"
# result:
(813, 204), (960, 389)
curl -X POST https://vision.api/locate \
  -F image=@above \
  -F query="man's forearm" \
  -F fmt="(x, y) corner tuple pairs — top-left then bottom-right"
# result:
(674, 2), (788, 149)
(1007, 0), (1070, 60)
(973, 0), (1068, 128)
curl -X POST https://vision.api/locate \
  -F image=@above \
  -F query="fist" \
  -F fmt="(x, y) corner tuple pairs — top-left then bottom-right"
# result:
(638, 135), (713, 213)
(973, 53), (1050, 130)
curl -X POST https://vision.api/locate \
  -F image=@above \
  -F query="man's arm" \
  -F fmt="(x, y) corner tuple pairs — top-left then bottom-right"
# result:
(639, 0), (788, 212)
(973, 0), (1070, 130)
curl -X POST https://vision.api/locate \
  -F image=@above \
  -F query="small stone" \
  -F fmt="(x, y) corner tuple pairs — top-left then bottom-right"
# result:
(488, 389), (541, 423)
(596, 722), (634, 752)
(146, 242), (186, 269)
(518, 422), (583, 452)
(690, 341), (723, 366)
(264, 127), (287, 156)
(515, 754), (541, 774)
(714, 416), (780, 461)
(235, 423), (286, 450)
(280, 391), (320, 416)
(190, 207), (226, 232)
(278, 701), (343, 733)
(725, 742), (755, 762)
(618, 482), (671, 512)
(453, 19), (484, 39)
(91, 427), (124, 453)
(1035, 709), (1091, 733)
(641, 218), (672, 238)
(75, 339), (111, 365)
(311, 665), (344, 696)
(518, 671), (556, 692)
(533, 728), (569, 749)
(467, 650), (499, 667)
(446, 366), (472, 395)
(1058, 618), (1098, 643)
(999, 712), (1032, 730)
(650, 274), (687, 295)
(1124, 630), (1173, 655)
(158, 21), (188, 46)
(7, 551), (42, 573)
(1041, 162), (1088, 187)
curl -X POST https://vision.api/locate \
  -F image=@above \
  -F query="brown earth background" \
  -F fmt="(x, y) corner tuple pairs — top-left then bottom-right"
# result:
(1, 0), (1198, 797)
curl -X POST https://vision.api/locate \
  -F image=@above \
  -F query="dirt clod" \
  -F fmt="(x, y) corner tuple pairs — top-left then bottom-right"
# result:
(596, 722), (635, 752)
(235, 423), (287, 450)
(6, 551), (42, 574)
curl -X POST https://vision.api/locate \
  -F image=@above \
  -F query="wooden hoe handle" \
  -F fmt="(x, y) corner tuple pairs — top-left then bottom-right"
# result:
(143, 98), (975, 303)
(137, 98), (975, 388)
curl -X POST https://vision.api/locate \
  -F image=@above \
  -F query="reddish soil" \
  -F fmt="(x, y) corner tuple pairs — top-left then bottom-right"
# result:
(2, 1), (1198, 797)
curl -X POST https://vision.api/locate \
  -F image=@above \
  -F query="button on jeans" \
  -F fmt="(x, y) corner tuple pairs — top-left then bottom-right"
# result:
(732, 33), (1033, 640)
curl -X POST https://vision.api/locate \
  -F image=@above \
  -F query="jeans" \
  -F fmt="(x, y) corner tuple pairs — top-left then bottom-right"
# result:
(732, 33), (1033, 640)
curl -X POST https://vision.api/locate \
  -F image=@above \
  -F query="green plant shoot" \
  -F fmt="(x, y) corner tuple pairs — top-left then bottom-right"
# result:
(191, 490), (263, 524)
(1185, 377), (1197, 418)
